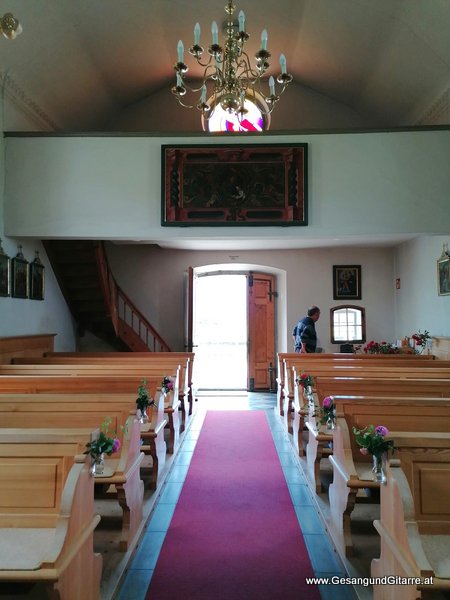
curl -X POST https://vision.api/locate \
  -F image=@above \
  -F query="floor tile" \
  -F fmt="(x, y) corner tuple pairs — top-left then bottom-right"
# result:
(132, 531), (166, 570)
(282, 465), (307, 484)
(167, 464), (190, 482)
(115, 568), (153, 600)
(158, 481), (184, 504)
(147, 503), (176, 532)
(173, 450), (193, 466)
(294, 505), (326, 535)
(288, 483), (314, 506)
(303, 534), (344, 573)
(277, 451), (298, 468)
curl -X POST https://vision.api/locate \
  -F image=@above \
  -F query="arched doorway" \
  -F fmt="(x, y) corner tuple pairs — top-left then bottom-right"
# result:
(186, 266), (282, 391)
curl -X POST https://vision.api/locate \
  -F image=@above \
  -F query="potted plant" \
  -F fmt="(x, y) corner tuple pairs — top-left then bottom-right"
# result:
(84, 417), (121, 475)
(161, 375), (176, 395)
(411, 330), (431, 354)
(317, 396), (336, 430)
(352, 424), (395, 483)
(136, 379), (154, 423)
(296, 373), (314, 397)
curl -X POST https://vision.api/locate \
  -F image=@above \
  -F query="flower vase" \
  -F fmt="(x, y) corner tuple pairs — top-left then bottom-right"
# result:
(303, 385), (312, 399)
(138, 407), (148, 424)
(372, 454), (386, 483)
(326, 415), (335, 431)
(91, 453), (105, 476)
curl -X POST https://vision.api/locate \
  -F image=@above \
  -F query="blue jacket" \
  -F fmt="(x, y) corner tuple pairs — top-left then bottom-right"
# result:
(293, 316), (317, 353)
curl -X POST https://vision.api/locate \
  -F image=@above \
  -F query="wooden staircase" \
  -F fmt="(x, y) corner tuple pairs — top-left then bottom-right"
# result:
(43, 240), (170, 352)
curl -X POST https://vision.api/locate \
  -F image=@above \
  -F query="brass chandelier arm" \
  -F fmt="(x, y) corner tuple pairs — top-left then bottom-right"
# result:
(171, 1), (292, 129)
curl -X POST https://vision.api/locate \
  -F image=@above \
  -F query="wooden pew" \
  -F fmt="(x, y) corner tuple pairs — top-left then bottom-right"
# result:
(287, 360), (450, 414)
(304, 394), (450, 494)
(0, 390), (167, 490)
(0, 371), (180, 462)
(41, 350), (197, 417)
(277, 352), (441, 417)
(372, 432), (450, 600)
(290, 377), (450, 458)
(0, 365), (182, 451)
(0, 451), (101, 600)
(327, 398), (450, 558)
(0, 414), (145, 552)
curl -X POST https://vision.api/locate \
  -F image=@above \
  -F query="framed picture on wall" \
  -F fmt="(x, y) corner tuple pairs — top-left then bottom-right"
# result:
(161, 143), (308, 226)
(333, 265), (362, 300)
(11, 247), (29, 299)
(0, 251), (10, 296)
(437, 253), (450, 296)
(29, 254), (45, 300)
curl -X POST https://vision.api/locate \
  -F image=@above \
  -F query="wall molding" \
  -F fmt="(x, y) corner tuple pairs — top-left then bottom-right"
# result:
(417, 87), (449, 126)
(1, 71), (60, 132)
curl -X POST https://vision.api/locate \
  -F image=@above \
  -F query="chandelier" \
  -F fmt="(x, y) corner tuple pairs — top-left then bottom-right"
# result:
(0, 13), (22, 40)
(171, 1), (293, 130)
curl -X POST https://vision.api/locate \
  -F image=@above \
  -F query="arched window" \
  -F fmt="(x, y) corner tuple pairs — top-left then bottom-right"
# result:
(330, 305), (366, 345)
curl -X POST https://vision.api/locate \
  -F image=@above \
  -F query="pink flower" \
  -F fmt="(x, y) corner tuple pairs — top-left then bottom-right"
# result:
(112, 438), (121, 453)
(375, 425), (389, 437)
(323, 396), (333, 409)
(359, 447), (369, 455)
(167, 381), (173, 390)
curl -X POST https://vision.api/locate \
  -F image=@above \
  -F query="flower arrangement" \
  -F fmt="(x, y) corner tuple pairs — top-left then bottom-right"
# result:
(84, 417), (121, 460)
(352, 424), (395, 459)
(317, 396), (336, 427)
(363, 340), (400, 354)
(161, 375), (176, 394)
(411, 330), (431, 354)
(136, 378), (154, 412)
(297, 373), (314, 388)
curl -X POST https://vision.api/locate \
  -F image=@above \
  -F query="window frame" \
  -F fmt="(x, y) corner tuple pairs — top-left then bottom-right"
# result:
(330, 304), (366, 345)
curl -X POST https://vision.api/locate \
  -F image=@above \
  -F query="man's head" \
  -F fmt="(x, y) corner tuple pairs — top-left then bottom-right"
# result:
(307, 306), (321, 322)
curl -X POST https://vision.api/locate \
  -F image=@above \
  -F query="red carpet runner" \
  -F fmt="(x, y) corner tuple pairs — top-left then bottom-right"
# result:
(146, 411), (321, 600)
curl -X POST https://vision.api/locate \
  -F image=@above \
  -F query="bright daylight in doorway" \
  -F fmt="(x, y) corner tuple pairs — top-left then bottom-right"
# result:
(193, 274), (247, 390)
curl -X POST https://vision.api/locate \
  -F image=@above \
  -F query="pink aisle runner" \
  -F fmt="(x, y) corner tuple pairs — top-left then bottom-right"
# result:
(146, 410), (321, 600)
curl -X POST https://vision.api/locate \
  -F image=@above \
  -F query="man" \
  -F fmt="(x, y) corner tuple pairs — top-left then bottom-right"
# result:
(292, 306), (320, 353)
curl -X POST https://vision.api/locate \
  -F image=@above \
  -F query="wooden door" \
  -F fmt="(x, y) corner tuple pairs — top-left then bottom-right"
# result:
(184, 267), (194, 352)
(247, 273), (276, 391)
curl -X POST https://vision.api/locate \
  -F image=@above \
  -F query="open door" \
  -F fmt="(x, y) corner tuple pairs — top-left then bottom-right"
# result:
(184, 266), (194, 352)
(247, 272), (276, 391)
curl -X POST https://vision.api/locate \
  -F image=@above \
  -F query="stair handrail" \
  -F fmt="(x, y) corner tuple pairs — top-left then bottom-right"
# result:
(95, 242), (171, 352)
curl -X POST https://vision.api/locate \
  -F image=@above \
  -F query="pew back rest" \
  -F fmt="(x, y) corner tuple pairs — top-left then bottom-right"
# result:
(0, 444), (91, 528)
(0, 374), (175, 396)
(315, 377), (450, 400)
(289, 364), (450, 380)
(388, 432), (450, 535)
(41, 351), (194, 391)
(335, 399), (450, 466)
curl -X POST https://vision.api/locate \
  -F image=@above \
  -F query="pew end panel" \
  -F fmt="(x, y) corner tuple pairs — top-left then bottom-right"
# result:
(328, 401), (450, 559)
(372, 433), (450, 600)
(0, 455), (102, 600)
(93, 416), (145, 552)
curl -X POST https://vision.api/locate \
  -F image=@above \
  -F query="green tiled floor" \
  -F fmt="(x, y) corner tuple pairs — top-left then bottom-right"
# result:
(116, 392), (356, 600)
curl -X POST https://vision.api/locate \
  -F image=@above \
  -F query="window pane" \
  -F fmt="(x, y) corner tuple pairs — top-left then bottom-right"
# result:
(331, 306), (364, 343)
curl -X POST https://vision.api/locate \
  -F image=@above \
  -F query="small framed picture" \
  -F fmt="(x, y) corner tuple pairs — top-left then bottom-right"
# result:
(437, 254), (450, 296)
(30, 257), (45, 300)
(333, 265), (362, 300)
(11, 254), (29, 298)
(0, 252), (10, 296)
